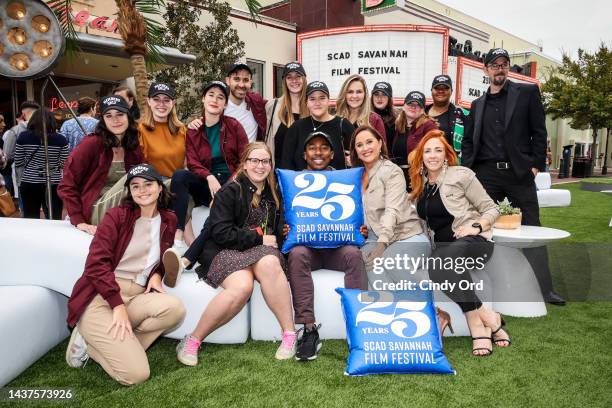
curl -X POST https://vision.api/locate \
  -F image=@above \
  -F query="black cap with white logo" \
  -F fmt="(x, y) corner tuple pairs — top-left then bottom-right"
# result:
(125, 163), (163, 186)
(484, 48), (510, 66)
(283, 61), (306, 78)
(303, 131), (333, 151)
(404, 91), (426, 108)
(306, 81), (329, 97)
(431, 75), (452, 90)
(372, 81), (393, 99)
(202, 81), (229, 99)
(148, 82), (176, 99)
(100, 95), (129, 115)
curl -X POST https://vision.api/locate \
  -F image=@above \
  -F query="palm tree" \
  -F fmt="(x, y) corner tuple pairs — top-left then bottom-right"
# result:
(48, 0), (261, 109)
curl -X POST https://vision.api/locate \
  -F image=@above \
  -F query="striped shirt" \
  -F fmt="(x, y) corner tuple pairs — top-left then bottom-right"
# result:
(14, 130), (70, 184)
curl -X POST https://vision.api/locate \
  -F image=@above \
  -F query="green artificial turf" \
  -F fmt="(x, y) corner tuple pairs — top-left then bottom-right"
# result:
(6, 183), (612, 408)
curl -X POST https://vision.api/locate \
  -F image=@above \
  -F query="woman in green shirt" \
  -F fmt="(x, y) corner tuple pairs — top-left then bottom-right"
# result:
(170, 81), (249, 250)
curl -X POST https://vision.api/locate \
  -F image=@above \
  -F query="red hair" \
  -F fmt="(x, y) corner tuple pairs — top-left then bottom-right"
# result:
(408, 130), (458, 199)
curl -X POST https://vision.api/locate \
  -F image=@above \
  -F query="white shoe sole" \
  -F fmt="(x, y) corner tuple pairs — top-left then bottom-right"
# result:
(295, 342), (322, 361)
(65, 328), (87, 368)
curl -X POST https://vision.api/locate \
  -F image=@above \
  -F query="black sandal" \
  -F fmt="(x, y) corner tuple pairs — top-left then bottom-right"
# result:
(472, 336), (493, 357)
(491, 317), (512, 347)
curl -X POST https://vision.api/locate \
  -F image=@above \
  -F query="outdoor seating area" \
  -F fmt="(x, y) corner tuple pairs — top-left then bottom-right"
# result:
(0, 200), (574, 385)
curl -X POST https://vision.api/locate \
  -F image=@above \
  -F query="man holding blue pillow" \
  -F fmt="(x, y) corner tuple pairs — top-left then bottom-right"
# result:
(286, 131), (367, 361)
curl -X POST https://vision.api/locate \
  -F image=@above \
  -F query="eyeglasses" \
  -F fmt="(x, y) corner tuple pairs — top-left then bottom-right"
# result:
(246, 158), (272, 167)
(487, 63), (509, 70)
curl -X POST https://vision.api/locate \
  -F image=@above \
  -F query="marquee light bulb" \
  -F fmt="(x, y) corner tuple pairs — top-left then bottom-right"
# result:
(33, 15), (51, 33)
(9, 53), (30, 71)
(8, 27), (28, 46)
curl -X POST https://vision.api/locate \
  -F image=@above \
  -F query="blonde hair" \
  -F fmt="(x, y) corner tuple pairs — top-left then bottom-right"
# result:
(335, 75), (373, 127)
(277, 75), (309, 127)
(395, 110), (435, 134)
(140, 100), (184, 136)
(233, 142), (280, 209)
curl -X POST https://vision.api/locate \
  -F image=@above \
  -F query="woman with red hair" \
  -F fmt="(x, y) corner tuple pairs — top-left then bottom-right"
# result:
(409, 130), (510, 357)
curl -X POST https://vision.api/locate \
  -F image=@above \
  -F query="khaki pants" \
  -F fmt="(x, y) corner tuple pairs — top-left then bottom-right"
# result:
(77, 278), (186, 385)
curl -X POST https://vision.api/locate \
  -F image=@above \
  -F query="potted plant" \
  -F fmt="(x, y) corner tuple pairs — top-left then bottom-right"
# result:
(495, 198), (522, 229)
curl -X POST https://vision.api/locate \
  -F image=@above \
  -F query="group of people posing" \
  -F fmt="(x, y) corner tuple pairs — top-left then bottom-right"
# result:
(25, 48), (557, 386)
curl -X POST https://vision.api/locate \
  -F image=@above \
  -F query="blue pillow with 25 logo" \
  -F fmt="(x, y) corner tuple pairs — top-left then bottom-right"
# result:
(336, 288), (455, 376)
(276, 168), (365, 254)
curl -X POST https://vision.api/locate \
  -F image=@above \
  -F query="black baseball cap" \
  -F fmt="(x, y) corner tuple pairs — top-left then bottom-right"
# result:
(148, 82), (175, 99)
(125, 163), (163, 186)
(431, 75), (452, 90)
(227, 62), (252, 77)
(303, 131), (333, 151)
(100, 95), (129, 115)
(404, 91), (426, 108)
(283, 61), (306, 78)
(484, 48), (510, 66)
(306, 81), (329, 97)
(372, 82), (393, 99)
(202, 81), (229, 99)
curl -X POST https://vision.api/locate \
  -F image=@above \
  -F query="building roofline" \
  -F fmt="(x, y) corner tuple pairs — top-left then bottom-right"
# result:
(510, 49), (563, 65)
(230, 6), (297, 31)
(75, 32), (195, 66)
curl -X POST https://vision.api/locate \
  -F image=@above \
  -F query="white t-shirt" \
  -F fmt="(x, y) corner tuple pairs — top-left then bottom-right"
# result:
(225, 99), (258, 142)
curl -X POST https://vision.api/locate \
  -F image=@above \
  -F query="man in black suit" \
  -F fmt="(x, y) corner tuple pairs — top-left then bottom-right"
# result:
(462, 48), (566, 306)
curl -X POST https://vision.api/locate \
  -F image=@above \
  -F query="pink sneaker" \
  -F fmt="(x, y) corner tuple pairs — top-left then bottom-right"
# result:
(176, 334), (201, 366)
(275, 330), (297, 360)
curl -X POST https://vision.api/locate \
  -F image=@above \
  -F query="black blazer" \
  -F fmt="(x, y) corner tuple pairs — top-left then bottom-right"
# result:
(462, 80), (547, 178)
(195, 173), (284, 278)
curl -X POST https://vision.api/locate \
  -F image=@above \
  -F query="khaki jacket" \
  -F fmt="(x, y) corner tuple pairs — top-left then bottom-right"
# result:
(265, 98), (281, 157)
(363, 159), (423, 243)
(418, 165), (499, 240)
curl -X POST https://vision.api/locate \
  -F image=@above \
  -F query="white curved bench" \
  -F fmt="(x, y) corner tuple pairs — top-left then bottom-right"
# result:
(0, 212), (247, 384)
(0, 286), (69, 387)
(535, 172), (571, 207)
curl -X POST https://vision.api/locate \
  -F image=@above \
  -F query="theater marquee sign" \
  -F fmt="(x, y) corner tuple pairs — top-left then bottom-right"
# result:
(455, 57), (539, 108)
(298, 25), (449, 104)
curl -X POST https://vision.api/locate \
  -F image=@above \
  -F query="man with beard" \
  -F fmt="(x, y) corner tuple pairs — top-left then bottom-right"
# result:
(224, 63), (267, 142)
(425, 75), (468, 159)
(462, 48), (565, 306)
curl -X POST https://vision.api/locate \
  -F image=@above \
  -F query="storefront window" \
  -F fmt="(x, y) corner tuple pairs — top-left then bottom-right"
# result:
(0, 79), (27, 128)
(247, 59), (264, 95)
(32, 76), (116, 125)
(273, 64), (284, 98)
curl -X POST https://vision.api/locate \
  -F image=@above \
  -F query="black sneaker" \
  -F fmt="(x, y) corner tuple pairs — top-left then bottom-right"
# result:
(295, 324), (322, 361)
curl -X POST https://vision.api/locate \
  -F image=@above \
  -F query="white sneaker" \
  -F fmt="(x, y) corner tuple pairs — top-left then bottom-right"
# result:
(173, 240), (189, 256)
(275, 330), (297, 360)
(163, 247), (185, 288)
(66, 328), (89, 368)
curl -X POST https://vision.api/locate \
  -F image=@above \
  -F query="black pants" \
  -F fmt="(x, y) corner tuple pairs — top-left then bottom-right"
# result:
(19, 182), (63, 220)
(170, 169), (230, 230)
(428, 235), (494, 313)
(474, 162), (554, 294)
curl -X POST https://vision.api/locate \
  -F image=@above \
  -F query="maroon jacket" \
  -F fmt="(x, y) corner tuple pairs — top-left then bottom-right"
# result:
(368, 112), (387, 143)
(407, 118), (438, 152)
(245, 92), (268, 141)
(66, 205), (177, 327)
(58, 134), (145, 225)
(186, 115), (248, 180)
